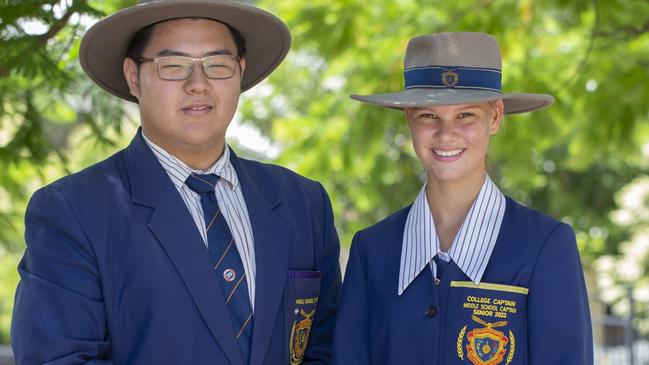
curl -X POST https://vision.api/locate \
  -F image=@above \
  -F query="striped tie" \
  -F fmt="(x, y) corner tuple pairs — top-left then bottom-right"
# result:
(186, 173), (253, 363)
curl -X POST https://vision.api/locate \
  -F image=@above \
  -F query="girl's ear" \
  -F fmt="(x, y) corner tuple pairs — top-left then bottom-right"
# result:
(490, 99), (505, 135)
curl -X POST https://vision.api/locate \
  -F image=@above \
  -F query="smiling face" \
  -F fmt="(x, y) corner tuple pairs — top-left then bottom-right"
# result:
(405, 100), (504, 187)
(123, 18), (246, 168)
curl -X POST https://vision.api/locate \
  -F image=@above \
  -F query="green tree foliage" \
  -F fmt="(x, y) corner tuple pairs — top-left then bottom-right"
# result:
(247, 0), (649, 253)
(1, 0), (649, 343)
(596, 164), (649, 333)
(0, 0), (136, 250)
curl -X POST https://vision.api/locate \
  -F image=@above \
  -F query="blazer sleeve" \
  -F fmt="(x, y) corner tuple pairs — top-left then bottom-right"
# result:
(11, 186), (113, 365)
(331, 232), (371, 365)
(527, 223), (593, 364)
(302, 182), (342, 364)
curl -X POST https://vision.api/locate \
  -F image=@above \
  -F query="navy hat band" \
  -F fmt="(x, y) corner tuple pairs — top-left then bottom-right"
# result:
(404, 66), (502, 92)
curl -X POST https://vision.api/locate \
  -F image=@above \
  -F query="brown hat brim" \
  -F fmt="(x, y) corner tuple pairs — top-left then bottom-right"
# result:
(351, 89), (554, 115)
(80, 0), (291, 103)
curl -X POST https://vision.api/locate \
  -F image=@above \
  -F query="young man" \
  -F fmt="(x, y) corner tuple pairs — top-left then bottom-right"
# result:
(11, 1), (340, 364)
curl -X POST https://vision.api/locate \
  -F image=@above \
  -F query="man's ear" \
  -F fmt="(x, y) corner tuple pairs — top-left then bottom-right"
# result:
(490, 99), (505, 135)
(238, 57), (246, 78)
(123, 58), (140, 99)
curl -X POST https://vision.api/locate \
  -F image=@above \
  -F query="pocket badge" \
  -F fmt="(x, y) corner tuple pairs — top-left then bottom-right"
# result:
(457, 315), (515, 365)
(289, 308), (316, 365)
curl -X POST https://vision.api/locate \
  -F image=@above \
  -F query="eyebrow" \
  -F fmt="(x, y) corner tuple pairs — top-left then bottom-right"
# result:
(410, 104), (484, 113)
(460, 104), (482, 110)
(154, 48), (235, 57)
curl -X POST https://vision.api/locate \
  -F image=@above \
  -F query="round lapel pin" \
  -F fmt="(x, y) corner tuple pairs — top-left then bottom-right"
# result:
(223, 268), (236, 282)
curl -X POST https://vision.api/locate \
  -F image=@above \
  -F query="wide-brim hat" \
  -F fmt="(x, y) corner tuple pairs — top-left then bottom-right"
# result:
(79, 0), (291, 103)
(351, 32), (554, 114)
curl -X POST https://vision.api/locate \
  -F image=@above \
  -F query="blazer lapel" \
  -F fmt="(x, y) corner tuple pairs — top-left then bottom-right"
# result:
(229, 152), (289, 365)
(124, 132), (244, 365)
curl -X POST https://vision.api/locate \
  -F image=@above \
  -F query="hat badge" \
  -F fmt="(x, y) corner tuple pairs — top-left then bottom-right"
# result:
(441, 68), (459, 88)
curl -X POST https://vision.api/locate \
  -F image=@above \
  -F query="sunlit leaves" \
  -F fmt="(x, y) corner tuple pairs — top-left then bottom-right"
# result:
(1, 0), (649, 340)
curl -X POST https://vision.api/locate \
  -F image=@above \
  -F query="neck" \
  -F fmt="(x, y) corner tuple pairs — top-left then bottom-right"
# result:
(142, 130), (225, 171)
(177, 147), (224, 171)
(426, 171), (486, 251)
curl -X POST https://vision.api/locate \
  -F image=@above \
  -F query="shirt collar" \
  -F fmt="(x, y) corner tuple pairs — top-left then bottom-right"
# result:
(398, 175), (506, 295)
(142, 132), (239, 190)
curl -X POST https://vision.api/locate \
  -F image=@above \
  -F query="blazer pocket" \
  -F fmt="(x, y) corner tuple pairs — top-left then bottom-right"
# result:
(284, 270), (321, 365)
(445, 280), (529, 365)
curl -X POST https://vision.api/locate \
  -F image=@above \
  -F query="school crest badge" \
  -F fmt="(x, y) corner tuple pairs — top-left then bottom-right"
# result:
(441, 68), (459, 87)
(290, 308), (316, 365)
(457, 315), (516, 365)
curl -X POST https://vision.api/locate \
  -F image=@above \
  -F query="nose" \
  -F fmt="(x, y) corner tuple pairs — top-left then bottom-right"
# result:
(435, 120), (457, 142)
(183, 62), (211, 94)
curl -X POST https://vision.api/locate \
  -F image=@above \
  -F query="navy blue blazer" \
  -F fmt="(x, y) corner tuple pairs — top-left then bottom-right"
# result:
(332, 197), (593, 364)
(12, 131), (341, 365)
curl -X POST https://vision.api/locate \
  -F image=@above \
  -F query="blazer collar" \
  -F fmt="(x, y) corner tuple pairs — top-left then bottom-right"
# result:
(398, 175), (506, 295)
(123, 129), (170, 208)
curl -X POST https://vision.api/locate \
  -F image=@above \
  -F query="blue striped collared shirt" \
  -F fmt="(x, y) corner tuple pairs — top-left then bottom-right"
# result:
(398, 175), (506, 295)
(142, 134), (257, 311)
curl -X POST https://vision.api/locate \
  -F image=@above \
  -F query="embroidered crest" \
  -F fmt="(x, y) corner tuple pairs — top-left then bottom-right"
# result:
(289, 308), (316, 365)
(457, 315), (516, 365)
(441, 68), (459, 87)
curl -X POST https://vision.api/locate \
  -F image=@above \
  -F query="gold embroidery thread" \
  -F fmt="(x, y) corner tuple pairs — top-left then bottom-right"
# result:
(457, 325), (467, 360)
(289, 308), (316, 365)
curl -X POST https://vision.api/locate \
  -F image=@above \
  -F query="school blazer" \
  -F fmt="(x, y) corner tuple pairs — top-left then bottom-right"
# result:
(332, 198), (593, 365)
(12, 131), (341, 365)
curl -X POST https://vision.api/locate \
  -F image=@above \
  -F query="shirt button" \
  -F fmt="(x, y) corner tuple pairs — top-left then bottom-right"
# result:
(425, 306), (437, 318)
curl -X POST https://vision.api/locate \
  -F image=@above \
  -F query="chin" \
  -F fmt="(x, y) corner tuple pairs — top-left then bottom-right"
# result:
(430, 174), (465, 184)
(184, 134), (222, 147)
(426, 165), (475, 183)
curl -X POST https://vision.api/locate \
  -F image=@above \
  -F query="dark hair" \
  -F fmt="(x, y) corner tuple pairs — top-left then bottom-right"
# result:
(126, 18), (247, 63)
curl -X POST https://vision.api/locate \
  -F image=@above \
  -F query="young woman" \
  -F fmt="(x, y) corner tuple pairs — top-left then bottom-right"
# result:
(332, 32), (593, 365)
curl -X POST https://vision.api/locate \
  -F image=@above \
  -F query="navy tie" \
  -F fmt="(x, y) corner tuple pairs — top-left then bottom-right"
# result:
(185, 173), (253, 364)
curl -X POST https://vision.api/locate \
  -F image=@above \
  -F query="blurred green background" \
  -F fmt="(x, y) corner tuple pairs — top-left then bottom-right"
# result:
(1, 0), (649, 349)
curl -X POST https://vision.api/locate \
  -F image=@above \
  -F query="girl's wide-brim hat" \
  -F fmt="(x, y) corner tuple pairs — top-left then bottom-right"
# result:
(351, 32), (554, 114)
(79, 0), (291, 103)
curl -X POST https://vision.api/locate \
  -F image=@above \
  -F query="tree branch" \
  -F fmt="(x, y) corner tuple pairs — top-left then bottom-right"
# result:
(595, 19), (649, 39)
(556, 0), (600, 90)
(37, 1), (86, 46)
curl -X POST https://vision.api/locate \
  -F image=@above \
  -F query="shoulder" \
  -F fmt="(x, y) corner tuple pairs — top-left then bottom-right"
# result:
(487, 196), (577, 276)
(358, 206), (411, 239)
(351, 205), (412, 256)
(236, 157), (314, 183)
(504, 196), (566, 232)
(235, 156), (325, 197)
(502, 196), (575, 246)
(31, 150), (127, 212)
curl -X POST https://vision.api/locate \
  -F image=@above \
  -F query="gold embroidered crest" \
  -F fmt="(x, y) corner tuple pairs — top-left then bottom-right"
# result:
(289, 308), (316, 365)
(456, 315), (516, 365)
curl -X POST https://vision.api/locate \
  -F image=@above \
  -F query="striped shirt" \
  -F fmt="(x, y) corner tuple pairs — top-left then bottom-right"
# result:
(398, 175), (506, 295)
(142, 134), (257, 311)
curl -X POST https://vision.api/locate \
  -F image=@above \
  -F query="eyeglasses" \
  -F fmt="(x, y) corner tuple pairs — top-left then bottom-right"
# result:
(139, 55), (240, 81)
